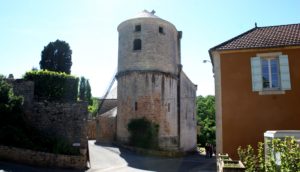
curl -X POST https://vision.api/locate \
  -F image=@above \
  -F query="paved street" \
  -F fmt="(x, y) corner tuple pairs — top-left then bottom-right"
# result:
(87, 140), (216, 172)
(0, 141), (216, 172)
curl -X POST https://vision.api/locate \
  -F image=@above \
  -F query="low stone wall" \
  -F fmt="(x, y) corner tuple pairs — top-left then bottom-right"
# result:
(0, 145), (87, 169)
(87, 119), (96, 140)
(96, 107), (117, 144)
(217, 154), (245, 172)
(26, 101), (88, 148)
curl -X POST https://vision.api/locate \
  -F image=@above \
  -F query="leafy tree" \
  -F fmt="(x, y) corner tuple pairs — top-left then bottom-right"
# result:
(196, 95), (216, 146)
(40, 39), (72, 74)
(88, 98), (99, 118)
(0, 75), (26, 146)
(0, 75), (23, 115)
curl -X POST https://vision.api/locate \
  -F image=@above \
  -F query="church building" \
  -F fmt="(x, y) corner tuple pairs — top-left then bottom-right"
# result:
(97, 10), (197, 152)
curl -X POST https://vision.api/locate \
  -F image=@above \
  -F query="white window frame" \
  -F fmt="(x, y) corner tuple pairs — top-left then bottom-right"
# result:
(261, 57), (280, 90)
(251, 52), (291, 95)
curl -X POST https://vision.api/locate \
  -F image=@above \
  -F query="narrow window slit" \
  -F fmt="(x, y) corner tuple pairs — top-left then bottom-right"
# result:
(135, 102), (138, 111)
(133, 39), (141, 50)
(135, 25), (141, 32)
(159, 26), (164, 34)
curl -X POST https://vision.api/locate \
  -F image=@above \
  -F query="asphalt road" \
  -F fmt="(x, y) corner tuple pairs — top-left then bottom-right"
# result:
(0, 141), (216, 172)
(87, 140), (216, 172)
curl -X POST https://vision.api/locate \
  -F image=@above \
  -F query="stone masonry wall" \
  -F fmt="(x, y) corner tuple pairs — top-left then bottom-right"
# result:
(4, 78), (88, 168)
(117, 72), (178, 150)
(26, 101), (88, 148)
(180, 72), (197, 151)
(0, 145), (86, 169)
(6, 79), (34, 110)
(118, 18), (180, 76)
(87, 119), (96, 140)
(96, 107), (117, 144)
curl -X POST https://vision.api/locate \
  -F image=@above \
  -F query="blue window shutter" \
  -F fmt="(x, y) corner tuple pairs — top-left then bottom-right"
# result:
(251, 57), (263, 91)
(279, 55), (291, 90)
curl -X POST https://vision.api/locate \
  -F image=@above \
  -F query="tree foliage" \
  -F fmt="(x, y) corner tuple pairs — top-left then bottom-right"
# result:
(79, 77), (86, 101)
(86, 80), (92, 104)
(196, 95), (216, 146)
(88, 98), (99, 118)
(78, 76), (92, 105)
(0, 75), (23, 116)
(40, 39), (72, 74)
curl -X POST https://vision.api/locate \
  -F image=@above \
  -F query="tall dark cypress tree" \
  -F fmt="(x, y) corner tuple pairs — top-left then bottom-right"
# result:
(86, 80), (92, 105)
(79, 77), (86, 101)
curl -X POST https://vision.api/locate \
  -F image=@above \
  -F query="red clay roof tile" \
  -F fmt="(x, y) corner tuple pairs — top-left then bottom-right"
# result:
(210, 23), (300, 51)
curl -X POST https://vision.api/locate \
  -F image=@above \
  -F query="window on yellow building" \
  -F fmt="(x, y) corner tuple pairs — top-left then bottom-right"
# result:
(251, 53), (291, 93)
(261, 58), (280, 89)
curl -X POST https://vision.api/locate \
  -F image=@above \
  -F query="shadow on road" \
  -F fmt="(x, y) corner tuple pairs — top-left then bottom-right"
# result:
(93, 141), (216, 172)
(0, 141), (216, 172)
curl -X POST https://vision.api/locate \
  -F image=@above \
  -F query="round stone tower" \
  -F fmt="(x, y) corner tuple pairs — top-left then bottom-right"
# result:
(116, 10), (183, 150)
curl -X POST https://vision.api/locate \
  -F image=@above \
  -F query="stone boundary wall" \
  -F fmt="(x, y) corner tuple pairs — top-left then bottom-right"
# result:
(0, 145), (87, 170)
(96, 107), (117, 144)
(26, 101), (88, 148)
(217, 154), (245, 172)
(87, 119), (96, 140)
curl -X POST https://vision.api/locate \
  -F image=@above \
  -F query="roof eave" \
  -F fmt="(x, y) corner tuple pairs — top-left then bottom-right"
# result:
(209, 27), (257, 67)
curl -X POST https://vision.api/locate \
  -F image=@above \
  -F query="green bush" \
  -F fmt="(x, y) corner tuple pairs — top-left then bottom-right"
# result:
(127, 117), (159, 149)
(24, 70), (79, 102)
(0, 75), (23, 115)
(88, 98), (99, 118)
(238, 137), (300, 172)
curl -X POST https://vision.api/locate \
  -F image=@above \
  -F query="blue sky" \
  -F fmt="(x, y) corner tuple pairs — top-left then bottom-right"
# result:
(0, 0), (299, 97)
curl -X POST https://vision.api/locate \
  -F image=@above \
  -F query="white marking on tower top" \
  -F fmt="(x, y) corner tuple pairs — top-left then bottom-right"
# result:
(131, 10), (159, 19)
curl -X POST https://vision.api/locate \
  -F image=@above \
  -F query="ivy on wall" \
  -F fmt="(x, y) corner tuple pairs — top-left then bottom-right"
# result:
(128, 117), (159, 149)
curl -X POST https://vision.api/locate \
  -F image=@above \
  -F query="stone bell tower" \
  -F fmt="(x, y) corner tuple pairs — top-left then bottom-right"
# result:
(116, 10), (197, 151)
